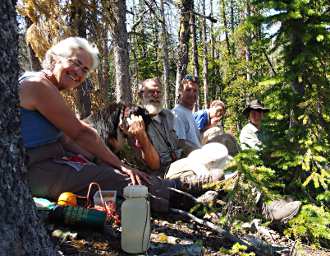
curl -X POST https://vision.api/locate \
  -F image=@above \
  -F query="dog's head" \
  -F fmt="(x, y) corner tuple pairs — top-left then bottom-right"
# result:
(85, 103), (151, 152)
(120, 105), (152, 131)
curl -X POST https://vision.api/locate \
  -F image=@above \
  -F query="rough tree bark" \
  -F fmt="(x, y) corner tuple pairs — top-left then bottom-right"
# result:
(109, 0), (132, 103)
(0, 0), (56, 255)
(95, 25), (111, 103)
(175, 0), (193, 102)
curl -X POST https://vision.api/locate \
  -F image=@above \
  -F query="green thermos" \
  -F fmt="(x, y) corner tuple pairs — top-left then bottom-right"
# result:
(49, 205), (106, 229)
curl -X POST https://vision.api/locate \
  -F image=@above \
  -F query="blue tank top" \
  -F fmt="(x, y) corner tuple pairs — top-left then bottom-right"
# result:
(19, 72), (63, 148)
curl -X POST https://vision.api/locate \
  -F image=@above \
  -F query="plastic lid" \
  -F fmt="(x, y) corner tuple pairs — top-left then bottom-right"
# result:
(123, 185), (148, 198)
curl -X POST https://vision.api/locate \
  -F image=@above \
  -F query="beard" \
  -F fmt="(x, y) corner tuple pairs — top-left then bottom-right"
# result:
(143, 99), (162, 115)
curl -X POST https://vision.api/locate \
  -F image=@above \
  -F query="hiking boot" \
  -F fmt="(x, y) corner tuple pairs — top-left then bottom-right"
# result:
(196, 190), (219, 204)
(261, 199), (301, 223)
(177, 169), (224, 195)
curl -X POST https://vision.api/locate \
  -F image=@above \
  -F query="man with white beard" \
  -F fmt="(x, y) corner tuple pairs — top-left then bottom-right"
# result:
(128, 77), (183, 177)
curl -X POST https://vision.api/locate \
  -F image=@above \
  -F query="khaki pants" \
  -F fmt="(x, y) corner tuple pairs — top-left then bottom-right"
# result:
(165, 157), (195, 180)
(26, 142), (171, 212)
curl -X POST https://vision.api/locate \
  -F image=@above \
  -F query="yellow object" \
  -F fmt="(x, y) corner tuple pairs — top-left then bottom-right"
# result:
(57, 192), (77, 207)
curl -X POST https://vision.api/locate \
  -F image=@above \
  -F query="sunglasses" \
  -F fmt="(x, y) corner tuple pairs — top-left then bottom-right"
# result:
(183, 74), (197, 82)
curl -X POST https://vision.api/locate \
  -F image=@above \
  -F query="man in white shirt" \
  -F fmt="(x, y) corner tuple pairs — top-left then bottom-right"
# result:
(172, 75), (202, 155)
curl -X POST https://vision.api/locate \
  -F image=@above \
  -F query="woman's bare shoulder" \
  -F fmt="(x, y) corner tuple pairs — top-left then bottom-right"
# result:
(19, 73), (60, 109)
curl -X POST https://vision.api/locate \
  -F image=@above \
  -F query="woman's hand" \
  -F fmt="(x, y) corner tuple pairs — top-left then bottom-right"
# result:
(120, 165), (151, 185)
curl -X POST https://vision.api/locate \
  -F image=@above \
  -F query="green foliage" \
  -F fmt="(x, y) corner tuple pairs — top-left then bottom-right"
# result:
(250, 0), (330, 200)
(316, 190), (330, 206)
(285, 204), (330, 248)
(219, 242), (256, 256)
(219, 152), (280, 226)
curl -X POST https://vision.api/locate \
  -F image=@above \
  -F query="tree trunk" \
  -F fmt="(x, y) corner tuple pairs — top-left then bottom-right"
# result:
(245, 0), (251, 82)
(70, 0), (92, 119)
(210, 0), (215, 60)
(25, 17), (42, 71)
(102, 33), (110, 98)
(287, 20), (305, 96)
(220, 0), (231, 55)
(201, 0), (208, 108)
(0, 1), (56, 254)
(160, 0), (170, 108)
(109, 0), (132, 103)
(189, 5), (199, 109)
(129, 0), (138, 100)
(230, 0), (234, 34)
(92, 0), (111, 104)
(175, 0), (193, 102)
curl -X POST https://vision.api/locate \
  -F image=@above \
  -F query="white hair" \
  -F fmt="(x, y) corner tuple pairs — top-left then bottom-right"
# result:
(42, 37), (99, 71)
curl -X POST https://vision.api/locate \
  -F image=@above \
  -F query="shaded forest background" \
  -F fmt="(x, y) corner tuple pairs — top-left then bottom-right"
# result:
(16, 0), (329, 248)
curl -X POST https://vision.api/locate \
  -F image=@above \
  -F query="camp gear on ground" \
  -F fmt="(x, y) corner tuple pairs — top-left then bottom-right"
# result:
(33, 197), (56, 210)
(49, 205), (106, 229)
(57, 192), (78, 206)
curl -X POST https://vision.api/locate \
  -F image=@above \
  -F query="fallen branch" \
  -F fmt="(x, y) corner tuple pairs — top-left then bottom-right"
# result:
(168, 187), (198, 203)
(170, 208), (288, 256)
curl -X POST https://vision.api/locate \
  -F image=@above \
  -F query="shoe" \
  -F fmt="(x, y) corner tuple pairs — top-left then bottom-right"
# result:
(178, 169), (224, 195)
(196, 190), (219, 204)
(262, 199), (301, 223)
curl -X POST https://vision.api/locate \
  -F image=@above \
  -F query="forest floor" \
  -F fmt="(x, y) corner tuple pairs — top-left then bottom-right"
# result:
(49, 211), (330, 256)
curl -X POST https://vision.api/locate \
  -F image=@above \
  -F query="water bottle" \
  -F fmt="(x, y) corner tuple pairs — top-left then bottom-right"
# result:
(121, 185), (151, 254)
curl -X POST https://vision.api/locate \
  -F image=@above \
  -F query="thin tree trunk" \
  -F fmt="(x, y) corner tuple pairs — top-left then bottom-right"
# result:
(190, 6), (199, 109)
(160, 0), (170, 107)
(230, 0), (234, 34)
(153, 16), (160, 75)
(245, 0), (251, 82)
(210, 0), (215, 60)
(287, 20), (305, 96)
(0, 1), (56, 254)
(201, 0), (208, 108)
(130, 0), (138, 99)
(220, 0), (231, 55)
(109, 0), (132, 103)
(175, 0), (193, 102)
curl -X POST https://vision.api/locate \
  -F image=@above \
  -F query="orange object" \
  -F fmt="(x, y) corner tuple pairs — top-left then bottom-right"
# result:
(57, 192), (77, 207)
